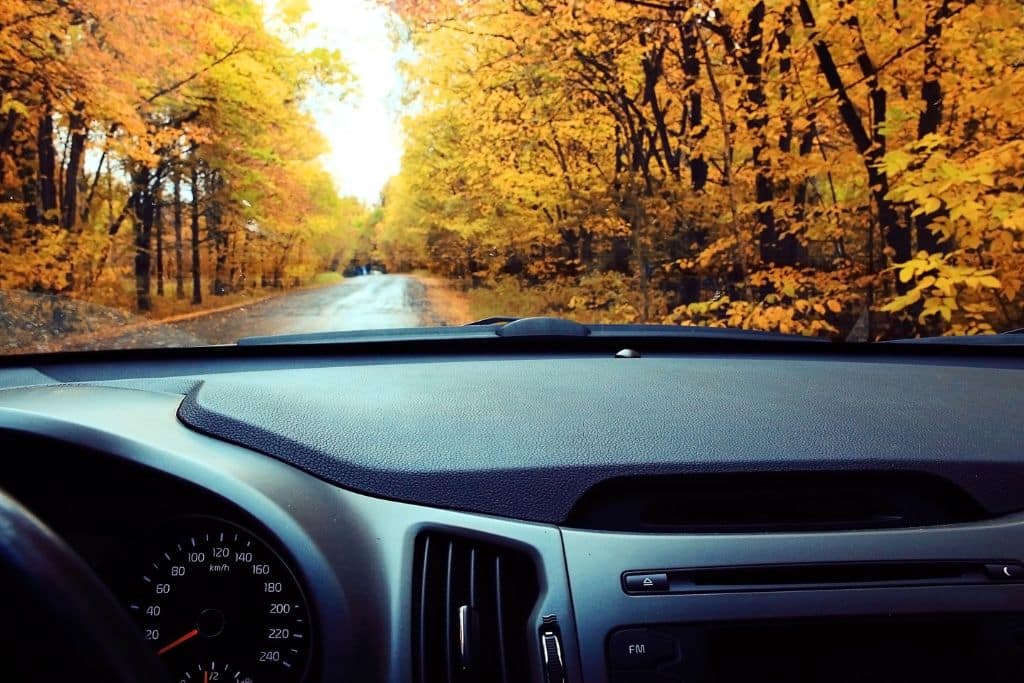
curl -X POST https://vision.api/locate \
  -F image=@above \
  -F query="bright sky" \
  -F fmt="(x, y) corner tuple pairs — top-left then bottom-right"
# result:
(278, 0), (409, 205)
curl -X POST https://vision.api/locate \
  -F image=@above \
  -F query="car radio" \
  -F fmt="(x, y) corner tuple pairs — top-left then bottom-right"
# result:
(607, 613), (1024, 683)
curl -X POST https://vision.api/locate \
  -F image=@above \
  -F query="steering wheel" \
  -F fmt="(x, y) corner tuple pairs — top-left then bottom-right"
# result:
(0, 487), (170, 682)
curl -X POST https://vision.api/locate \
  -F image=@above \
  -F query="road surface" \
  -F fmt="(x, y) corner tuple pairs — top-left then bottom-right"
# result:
(75, 274), (436, 350)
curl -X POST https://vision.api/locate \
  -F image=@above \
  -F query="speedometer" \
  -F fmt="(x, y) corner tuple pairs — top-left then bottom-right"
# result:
(118, 518), (312, 682)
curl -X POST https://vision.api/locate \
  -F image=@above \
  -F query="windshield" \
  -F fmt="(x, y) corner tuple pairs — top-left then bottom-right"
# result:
(1, 0), (1021, 353)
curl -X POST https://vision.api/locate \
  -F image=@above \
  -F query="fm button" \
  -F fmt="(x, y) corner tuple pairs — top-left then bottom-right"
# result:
(624, 572), (669, 593)
(607, 628), (678, 670)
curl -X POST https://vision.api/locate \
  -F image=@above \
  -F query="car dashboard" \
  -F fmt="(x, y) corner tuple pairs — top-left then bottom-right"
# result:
(0, 340), (1022, 683)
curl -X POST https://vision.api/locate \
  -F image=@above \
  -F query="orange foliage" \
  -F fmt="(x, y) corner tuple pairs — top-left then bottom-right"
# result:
(380, 0), (1024, 338)
(0, 0), (361, 312)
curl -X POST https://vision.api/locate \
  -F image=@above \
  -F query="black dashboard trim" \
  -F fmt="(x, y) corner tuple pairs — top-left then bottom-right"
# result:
(1, 334), (1022, 381)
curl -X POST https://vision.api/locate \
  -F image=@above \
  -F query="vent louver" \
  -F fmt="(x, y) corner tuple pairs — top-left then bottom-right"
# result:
(567, 472), (986, 533)
(413, 531), (540, 683)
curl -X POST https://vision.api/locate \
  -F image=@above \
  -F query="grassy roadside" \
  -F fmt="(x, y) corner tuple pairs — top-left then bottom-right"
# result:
(1, 273), (346, 354)
(94, 275), (347, 324)
(5, 273), (471, 354)
(410, 273), (472, 326)
(408, 273), (552, 326)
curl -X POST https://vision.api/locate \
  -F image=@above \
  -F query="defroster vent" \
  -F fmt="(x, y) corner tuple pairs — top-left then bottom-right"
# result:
(413, 531), (540, 683)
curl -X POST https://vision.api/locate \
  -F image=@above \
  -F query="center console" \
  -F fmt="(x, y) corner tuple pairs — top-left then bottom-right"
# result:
(606, 614), (1024, 682)
(562, 518), (1024, 683)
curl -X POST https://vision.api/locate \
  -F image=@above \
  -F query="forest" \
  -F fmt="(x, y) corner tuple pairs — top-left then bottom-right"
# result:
(0, 0), (372, 319)
(378, 0), (1024, 339)
(1, 0), (1022, 342)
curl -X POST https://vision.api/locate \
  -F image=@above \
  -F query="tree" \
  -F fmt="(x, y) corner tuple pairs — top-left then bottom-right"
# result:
(0, 0), (360, 314)
(382, 0), (1024, 338)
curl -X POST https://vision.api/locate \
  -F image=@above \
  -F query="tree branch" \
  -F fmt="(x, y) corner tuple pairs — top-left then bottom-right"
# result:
(146, 32), (250, 103)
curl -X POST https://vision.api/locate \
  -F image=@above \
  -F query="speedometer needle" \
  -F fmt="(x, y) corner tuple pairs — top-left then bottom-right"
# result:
(156, 628), (199, 656)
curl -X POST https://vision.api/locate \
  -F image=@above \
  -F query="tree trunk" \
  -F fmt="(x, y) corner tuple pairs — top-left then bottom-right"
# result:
(1, 107), (19, 199)
(678, 18), (707, 192)
(210, 206), (228, 295)
(698, 24), (753, 302)
(914, 0), (963, 254)
(173, 172), (185, 299)
(132, 168), (154, 312)
(80, 146), (106, 225)
(797, 0), (904, 264)
(155, 191), (164, 297)
(793, 121), (817, 224)
(772, 7), (805, 266)
(191, 165), (202, 305)
(19, 124), (40, 226)
(628, 185), (650, 322)
(228, 232), (238, 290)
(0, 109), (17, 159)
(240, 229), (251, 289)
(640, 41), (680, 180)
(37, 108), (58, 225)
(846, 5), (905, 266)
(736, 2), (782, 267)
(61, 102), (87, 232)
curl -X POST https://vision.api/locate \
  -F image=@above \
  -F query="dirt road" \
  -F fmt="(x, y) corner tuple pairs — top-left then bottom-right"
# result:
(62, 274), (443, 351)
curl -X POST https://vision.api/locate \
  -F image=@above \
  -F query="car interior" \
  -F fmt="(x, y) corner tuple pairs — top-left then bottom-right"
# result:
(0, 322), (1021, 682)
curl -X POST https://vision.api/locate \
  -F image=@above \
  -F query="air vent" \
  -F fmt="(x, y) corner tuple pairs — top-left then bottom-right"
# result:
(567, 472), (986, 533)
(413, 531), (540, 683)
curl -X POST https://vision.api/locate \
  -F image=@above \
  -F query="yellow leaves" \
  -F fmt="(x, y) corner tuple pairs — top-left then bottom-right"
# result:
(920, 296), (956, 324)
(914, 134), (947, 153)
(381, 0), (1024, 339)
(274, 0), (311, 25)
(880, 289), (921, 313)
(1003, 209), (1024, 232)
(931, 276), (954, 297)
(583, 215), (631, 238)
(916, 196), (944, 217)
(693, 236), (739, 273)
(882, 253), (1004, 330)
(948, 199), (983, 224)
(971, 274), (1002, 289)
(881, 150), (914, 176)
(665, 266), (853, 337)
(0, 226), (72, 292)
(897, 253), (940, 283)
(0, 98), (28, 116)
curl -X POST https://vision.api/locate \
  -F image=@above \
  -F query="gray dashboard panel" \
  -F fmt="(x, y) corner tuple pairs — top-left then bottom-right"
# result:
(563, 521), (1024, 683)
(175, 355), (1024, 523)
(2, 356), (1024, 683)
(0, 385), (581, 683)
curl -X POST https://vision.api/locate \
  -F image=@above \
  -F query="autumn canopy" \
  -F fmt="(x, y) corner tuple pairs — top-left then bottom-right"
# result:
(378, 0), (1024, 339)
(1, 0), (1022, 341)
(0, 0), (366, 316)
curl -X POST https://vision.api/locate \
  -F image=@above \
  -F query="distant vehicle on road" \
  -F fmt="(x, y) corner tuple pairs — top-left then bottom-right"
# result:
(343, 262), (388, 278)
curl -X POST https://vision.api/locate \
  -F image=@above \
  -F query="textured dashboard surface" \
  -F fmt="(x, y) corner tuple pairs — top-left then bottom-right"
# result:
(176, 354), (1024, 523)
